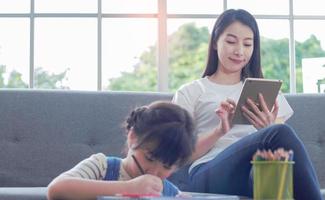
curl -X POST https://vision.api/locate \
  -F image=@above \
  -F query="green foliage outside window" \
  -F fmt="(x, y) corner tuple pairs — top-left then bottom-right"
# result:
(261, 35), (325, 92)
(108, 23), (325, 93)
(1, 23), (324, 92)
(0, 65), (69, 89)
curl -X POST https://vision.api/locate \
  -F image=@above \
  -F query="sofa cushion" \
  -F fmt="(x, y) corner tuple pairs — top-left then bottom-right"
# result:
(0, 90), (172, 187)
(285, 94), (325, 189)
(0, 90), (324, 195)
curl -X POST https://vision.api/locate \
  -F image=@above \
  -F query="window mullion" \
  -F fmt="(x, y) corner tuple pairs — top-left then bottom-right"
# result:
(98, 0), (102, 91)
(289, 0), (296, 93)
(158, 0), (168, 92)
(29, 0), (34, 88)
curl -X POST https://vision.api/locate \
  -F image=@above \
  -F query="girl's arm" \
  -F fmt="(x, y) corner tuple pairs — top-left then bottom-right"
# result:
(47, 153), (163, 200)
(47, 174), (163, 200)
(47, 153), (125, 200)
(47, 177), (131, 200)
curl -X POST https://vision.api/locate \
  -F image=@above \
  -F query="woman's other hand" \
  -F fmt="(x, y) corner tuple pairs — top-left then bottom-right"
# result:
(216, 98), (236, 134)
(241, 93), (279, 129)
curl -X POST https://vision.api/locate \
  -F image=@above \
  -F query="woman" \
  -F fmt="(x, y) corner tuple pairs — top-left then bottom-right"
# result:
(170, 9), (323, 200)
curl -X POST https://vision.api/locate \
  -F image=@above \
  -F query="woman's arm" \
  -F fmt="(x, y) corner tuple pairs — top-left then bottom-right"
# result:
(190, 127), (224, 162)
(173, 87), (237, 162)
(190, 99), (236, 162)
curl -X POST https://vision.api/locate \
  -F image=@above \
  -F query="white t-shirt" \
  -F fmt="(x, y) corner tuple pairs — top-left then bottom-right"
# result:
(172, 77), (294, 172)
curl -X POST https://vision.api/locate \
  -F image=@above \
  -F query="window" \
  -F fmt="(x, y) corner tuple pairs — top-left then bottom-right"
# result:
(34, 18), (97, 90)
(295, 20), (325, 93)
(0, 18), (29, 88)
(102, 18), (157, 91)
(167, 0), (222, 14)
(102, 0), (157, 13)
(227, 0), (289, 15)
(167, 18), (214, 91)
(35, 0), (96, 13)
(294, 0), (325, 15)
(0, 0), (325, 93)
(0, 0), (29, 13)
(258, 19), (290, 92)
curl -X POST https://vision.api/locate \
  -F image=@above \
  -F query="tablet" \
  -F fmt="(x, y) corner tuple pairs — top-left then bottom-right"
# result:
(232, 78), (282, 125)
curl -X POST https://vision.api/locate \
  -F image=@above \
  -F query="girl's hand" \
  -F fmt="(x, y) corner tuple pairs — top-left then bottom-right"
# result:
(126, 174), (163, 196)
(215, 98), (236, 135)
(241, 93), (279, 129)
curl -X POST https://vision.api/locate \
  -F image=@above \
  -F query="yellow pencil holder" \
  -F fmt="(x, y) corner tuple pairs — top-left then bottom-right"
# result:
(251, 161), (294, 200)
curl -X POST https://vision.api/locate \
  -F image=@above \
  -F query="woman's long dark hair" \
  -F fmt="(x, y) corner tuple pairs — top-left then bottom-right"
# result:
(202, 9), (263, 80)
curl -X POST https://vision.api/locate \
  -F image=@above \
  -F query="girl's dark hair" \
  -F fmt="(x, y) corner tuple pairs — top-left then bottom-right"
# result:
(202, 9), (263, 80)
(125, 101), (196, 167)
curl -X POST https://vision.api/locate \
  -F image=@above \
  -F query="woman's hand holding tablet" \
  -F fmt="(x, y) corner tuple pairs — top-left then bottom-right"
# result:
(232, 78), (282, 125)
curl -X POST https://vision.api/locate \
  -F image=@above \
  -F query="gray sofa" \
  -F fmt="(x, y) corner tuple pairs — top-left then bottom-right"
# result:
(0, 89), (324, 200)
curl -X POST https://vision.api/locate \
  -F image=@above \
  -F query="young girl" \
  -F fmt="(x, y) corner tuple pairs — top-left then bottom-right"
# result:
(170, 9), (323, 200)
(47, 101), (196, 200)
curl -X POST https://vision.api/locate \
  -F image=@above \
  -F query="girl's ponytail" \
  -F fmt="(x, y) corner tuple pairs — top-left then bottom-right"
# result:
(125, 106), (148, 131)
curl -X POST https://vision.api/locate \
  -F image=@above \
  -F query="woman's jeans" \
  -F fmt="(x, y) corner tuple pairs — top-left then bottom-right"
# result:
(169, 124), (323, 200)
